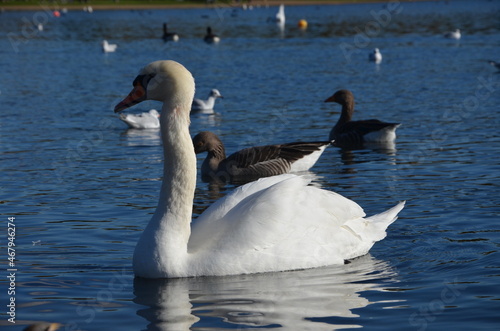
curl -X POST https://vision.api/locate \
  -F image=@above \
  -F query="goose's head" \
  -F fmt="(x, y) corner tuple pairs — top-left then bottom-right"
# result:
(324, 89), (354, 106)
(114, 60), (195, 113)
(192, 131), (223, 154)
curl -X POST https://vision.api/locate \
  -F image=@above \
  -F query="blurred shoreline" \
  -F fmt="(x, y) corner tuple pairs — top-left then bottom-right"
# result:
(1, 0), (427, 11)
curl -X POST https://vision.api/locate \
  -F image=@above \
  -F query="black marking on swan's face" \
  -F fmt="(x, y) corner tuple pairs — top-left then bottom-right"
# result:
(114, 73), (156, 113)
(133, 73), (156, 90)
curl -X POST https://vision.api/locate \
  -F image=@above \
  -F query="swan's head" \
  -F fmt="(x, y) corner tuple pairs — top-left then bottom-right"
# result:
(114, 60), (195, 113)
(324, 89), (354, 106)
(373, 48), (380, 53)
(192, 131), (223, 154)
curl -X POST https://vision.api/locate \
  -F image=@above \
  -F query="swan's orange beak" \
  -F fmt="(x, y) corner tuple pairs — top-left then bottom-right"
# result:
(114, 85), (147, 113)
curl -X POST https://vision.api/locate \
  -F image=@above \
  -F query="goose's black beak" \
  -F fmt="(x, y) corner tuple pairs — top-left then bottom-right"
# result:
(324, 95), (335, 103)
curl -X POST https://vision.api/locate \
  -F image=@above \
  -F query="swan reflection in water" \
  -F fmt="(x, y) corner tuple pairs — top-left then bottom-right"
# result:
(133, 255), (400, 330)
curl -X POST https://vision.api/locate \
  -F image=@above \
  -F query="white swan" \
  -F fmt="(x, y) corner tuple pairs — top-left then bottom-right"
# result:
(114, 60), (405, 278)
(191, 89), (223, 113)
(102, 40), (117, 53)
(369, 48), (382, 63)
(119, 109), (160, 129)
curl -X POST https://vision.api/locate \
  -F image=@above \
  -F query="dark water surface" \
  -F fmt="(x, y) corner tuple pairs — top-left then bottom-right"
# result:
(1, 1), (499, 330)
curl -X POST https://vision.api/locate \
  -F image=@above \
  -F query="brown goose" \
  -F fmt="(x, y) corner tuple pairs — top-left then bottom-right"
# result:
(324, 90), (400, 147)
(193, 131), (332, 183)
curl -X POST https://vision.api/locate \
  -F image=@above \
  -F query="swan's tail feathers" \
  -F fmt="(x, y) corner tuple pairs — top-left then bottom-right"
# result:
(365, 201), (405, 242)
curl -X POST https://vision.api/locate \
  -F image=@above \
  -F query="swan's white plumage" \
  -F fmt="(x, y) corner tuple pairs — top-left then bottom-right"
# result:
(114, 60), (405, 279)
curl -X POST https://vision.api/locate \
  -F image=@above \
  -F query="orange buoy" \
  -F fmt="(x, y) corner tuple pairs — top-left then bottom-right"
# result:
(298, 19), (308, 29)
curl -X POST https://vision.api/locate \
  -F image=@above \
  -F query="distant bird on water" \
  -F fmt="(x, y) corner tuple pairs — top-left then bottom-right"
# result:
(204, 26), (220, 44)
(191, 89), (223, 113)
(162, 23), (179, 42)
(193, 131), (332, 183)
(324, 89), (400, 147)
(102, 40), (117, 53)
(275, 4), (286, 24)
(444, 29), (461, 40)
(369, 48), (382, 63)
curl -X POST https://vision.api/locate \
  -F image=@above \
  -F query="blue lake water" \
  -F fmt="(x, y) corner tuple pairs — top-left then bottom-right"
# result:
(1, 0), (500, 329)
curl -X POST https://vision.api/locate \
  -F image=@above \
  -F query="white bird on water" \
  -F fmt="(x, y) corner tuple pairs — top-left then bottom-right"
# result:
(444, 29), (461, 40)
(102, 40), (117, 53)
(119, 109), (160, 129)
(113, 60), (405, 278)
(191, 89), (223, 113)
(369, 48), (382, 63)
(275, 4), (286, 24)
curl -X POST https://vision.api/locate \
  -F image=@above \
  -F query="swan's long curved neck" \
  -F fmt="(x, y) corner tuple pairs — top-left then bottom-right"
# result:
(157, 100), (196, 243)
(134, 99), (196, 276)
